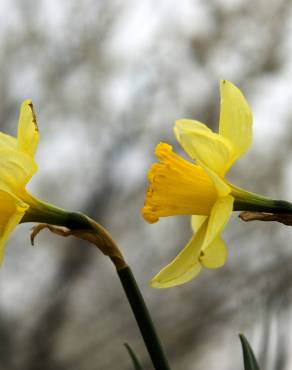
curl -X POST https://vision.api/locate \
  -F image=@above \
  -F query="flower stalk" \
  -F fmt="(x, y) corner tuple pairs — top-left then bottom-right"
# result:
(231, 184), (292, 214)
(26, 211), (171, 370)
(118, 267), (171, 370)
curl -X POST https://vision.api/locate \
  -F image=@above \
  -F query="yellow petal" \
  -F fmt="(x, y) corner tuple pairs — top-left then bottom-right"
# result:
(200, 164), (231, 197)
(0, 133), (17, 150)
(150, 220), (208, 288)
(174, 120), (233, 176)
(200, 236), (227, 268)
(201, 195), (234, 251)
(17, 99), (39, 158)
(174, 119), (212, 142)
(219, 80), (252, 162)
(191, 215), (207, 232)
(0, 149), (37, 193)
(0, 191), (28, 263)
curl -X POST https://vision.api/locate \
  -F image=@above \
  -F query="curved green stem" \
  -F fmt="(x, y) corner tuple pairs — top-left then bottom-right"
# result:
(118, 267), (171, 370)
(21, 197), (171, 370)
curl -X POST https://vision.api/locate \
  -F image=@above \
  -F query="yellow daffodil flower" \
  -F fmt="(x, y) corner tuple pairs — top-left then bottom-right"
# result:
(0, 100), (119, 265)
(0, 99), (40, 263)
(142, 80), (289, 288)
(0, 100), (76, 263)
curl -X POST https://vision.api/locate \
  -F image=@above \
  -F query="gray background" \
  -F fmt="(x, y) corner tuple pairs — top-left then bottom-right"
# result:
(0, 1), (292, 369)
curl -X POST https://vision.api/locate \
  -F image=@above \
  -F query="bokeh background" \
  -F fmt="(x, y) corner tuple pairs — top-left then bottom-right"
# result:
(0, 0), (292, 369)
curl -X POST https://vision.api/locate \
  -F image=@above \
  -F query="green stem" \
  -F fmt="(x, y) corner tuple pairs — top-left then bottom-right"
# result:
(21, 195), (171, 370)
(234, 198), (292, 213)
(118, 267), (171, 370)
(21, 196), (91, 229)
(230, 184), (292, 214)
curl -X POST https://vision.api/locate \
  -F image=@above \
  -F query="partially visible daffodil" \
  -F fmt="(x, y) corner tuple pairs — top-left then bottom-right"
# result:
(0, 100), (82, 263)
(142, 80), (292, 288)
(0, 100), (127, 268)
(0, 99), (40, 262)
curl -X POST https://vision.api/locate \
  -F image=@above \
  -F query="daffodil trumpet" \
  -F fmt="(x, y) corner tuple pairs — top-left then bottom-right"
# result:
(142, 80), (292, 288)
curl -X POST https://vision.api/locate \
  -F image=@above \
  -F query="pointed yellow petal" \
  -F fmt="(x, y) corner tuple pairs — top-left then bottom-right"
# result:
(0, 191), (28, 263)
(219, 80), (252, 161)
(17, 99), (39, 158)
(175, 120), (233, 176)
(201, 195), (234, 251)
(0, 133), (17, 150)
(174, 119), (212, 141)
(150, 220), (208, 288)
(191, 215), (207, 232)
(0, 149), (37, 193)
(200, 236), (227, 268)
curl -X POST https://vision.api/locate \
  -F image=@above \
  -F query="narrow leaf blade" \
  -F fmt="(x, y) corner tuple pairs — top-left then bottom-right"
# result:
(239, 334), (260, 370)
(124, 342), (144, 370)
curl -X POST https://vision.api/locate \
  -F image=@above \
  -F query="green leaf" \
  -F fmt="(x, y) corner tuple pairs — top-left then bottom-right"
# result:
(239, 334), (260, 370)
(124, 342), (144, 370)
